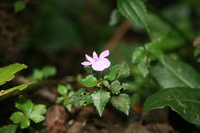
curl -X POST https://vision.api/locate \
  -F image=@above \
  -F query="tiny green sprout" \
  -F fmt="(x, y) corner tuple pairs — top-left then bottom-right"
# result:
(56, 84), (75, 111)
(27, 65), (56, 81)
(68, 50), (131, 116)
(10, 95), (46, 129)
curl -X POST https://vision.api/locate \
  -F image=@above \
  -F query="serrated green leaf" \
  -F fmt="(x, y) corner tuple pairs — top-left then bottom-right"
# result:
(57, 84), (68, 96)
(68, 88), (93, 106)
(10, 111), (30, 129)
(15, 95), (34, 116)
(104, 65), (118, 81)
(110, 80), (121, 94)
(79, 75), (98, 87)
(151, 56), (200, 88)
(29, 104), (46, 123)
(110, 80), (130, 94)
(143, 88), (200, 125)
(14, 1), (26, 13)
(0, 124), (18, 133)
(92, 89), (110, 117)
(111, 94), (131, 115)
(117, 62), (130, 79)
(117, 0), (149, 32)
(0, 63), (27, 86)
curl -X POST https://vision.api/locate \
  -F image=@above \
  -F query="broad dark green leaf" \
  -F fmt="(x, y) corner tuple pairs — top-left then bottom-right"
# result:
(111, 94), (131, 115)
(79, 75), (98, 87)
(91, 89), (110, 117)
(29, 104), (46, 123)
(10, 111), (30, 129)
(143, 88), (200, 125)
(117, 0), (149, 32)
(0, 124), (18, 133)
(151, 56), (200, 88)
(68, 88), (93, 106)
(0, 63), (27, 86)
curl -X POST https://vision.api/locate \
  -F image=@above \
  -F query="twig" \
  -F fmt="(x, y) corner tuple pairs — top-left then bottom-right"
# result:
(104, 19), (132, 52)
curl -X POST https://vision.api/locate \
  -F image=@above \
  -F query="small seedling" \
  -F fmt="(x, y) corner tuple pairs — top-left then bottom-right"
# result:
(56, 84), (75, 111)
(10, 95), (46, 129)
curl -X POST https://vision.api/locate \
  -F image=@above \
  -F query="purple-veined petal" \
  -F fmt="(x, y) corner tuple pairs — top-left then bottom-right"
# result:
(85, 54), (94, 63)
(81, 61), (92, 66)
(99, 50), (109, 59)
(91, 58), (111, 71)
(93, 51), (99, 60)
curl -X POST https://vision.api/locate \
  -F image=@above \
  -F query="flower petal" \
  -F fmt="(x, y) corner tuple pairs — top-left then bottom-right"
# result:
(81, 61), (92, 66)
(92, 58), (111, 71)
(93, 51), (98, 60)
(99, 50), (109, 59)
(85, 54), (94, 63)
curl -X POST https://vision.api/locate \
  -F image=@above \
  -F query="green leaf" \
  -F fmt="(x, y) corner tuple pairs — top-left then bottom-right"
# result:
(15, 95), (34, 116)
(151, 56), (200, 88)
(0, 124), (18, 133)
(79, 75), (98, 87)
(32, 69), (43, 81)
(0, 82), (36, 99)
(68, 88), (93, 106)
(14, 1), (26, 13)
(0, 63), (27, 86)
(117, 0), (149, 32)
(110, 80), (121, 94)
(110, 80), (129, 94)
(57, 84), (68, 96)
(109, 9), (121, 26)
(29, 104), (46, 123)
(132, 47), (145, 63)
(143, 88), (200, 125)
(111, 94), (131, 115)
(42, 65), (56, 78)
(102, 80), (110, 88)
(138, 60), (149, 78)
(104, 65), (118, 81)
(91, 89), (110, 117)
(117, 62), (130, 79)
(56, 97), (64, 103)
(10, 111), (30, 129)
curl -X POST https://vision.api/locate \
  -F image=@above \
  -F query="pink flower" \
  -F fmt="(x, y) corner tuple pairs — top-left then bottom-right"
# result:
(81, 50), (111, 71)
